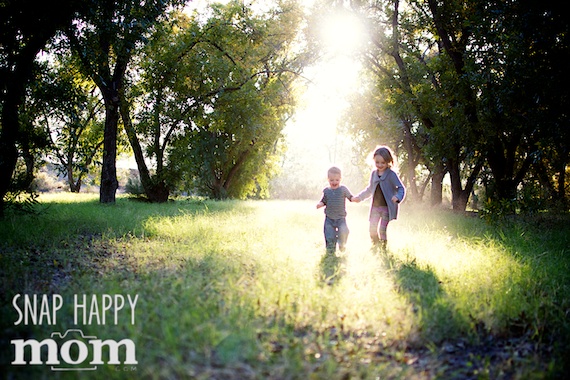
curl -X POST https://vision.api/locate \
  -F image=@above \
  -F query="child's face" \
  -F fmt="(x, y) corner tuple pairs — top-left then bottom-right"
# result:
(374, 155), (389, 173)
(328, 173), (341, 189)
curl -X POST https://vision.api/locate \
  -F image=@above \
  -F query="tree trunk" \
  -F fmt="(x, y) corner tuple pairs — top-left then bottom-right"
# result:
(556, 156), (567, 206)
(99, 92), (120, 203)
(449, 157), (483, 212)
(147, 182), (170, 203)
(70, 180), (81, 193)
(211, 179), (228, 200)
(430, 163), (445, 206)
(0, 106), (19, 216)
(224, 146), (253, 193)
(449, 161), (468, 212)
(20, 143), (36, 191)
(68, 167), (81, 193)
(0, 43), (38, 216)
(487, 136), (534, 202)
(66, 157), (78, 192)
(119, 91), (169, 203)
(0, 0), (84, 216)
(402, 119), (420, 201)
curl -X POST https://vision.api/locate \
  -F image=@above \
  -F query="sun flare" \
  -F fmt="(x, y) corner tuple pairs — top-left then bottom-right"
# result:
(280, 6), (369, 196)
(319, 9), (368, 55)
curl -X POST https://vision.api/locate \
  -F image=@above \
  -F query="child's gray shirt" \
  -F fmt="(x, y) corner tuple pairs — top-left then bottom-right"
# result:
(320, 185), (353, 220)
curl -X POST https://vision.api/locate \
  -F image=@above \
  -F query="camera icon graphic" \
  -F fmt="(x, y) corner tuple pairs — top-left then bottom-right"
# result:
(50, 329), (98, 371)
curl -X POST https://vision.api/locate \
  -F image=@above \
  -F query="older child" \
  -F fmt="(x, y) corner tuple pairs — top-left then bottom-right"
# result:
(353, 146), (405, 252)
(316, 166), (358, 254)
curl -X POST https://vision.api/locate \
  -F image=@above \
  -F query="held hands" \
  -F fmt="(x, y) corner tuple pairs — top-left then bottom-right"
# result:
(349, 196), (398, 204)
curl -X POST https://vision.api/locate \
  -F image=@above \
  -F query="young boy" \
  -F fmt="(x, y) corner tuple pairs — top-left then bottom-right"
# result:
(316, 166), (359, 254)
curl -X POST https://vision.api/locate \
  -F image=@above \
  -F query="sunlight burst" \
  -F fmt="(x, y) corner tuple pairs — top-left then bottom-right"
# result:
(319, 9), (367, 55)
(280, 6), (369, 195)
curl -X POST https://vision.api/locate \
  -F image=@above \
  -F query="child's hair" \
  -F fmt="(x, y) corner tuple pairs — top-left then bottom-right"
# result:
(327, 166), (342, 177)
(372, 146), (394, 167)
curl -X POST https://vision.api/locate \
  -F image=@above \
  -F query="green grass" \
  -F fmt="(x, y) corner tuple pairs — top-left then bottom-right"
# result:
(1, 193), (569, 379)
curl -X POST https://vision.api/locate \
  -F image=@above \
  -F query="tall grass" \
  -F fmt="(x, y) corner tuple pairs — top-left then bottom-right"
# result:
(1, 194), (568, 379)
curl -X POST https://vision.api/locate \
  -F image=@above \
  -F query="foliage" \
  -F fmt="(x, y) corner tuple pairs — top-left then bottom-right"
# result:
(64, 0), (186, 203)
(130, 1), (304, 199)
(3, 0), (567, 212)
(479, 198), (518, 224)
(344, 0), (569, 212)
(2, 190), (40, 215)
(0, 0), (90, 215)
(23, 55), (107, 193)
(125, 175), (145, 197)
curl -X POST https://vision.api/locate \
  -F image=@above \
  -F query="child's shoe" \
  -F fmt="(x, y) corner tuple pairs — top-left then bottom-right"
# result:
(371, 239), (387, 254)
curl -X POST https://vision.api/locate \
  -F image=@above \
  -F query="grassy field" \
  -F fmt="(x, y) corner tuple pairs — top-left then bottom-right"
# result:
(1, 193), (569, 379)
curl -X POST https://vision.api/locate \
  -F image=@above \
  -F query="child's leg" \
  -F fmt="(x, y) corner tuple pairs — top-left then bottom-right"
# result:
(324, 217), (337, 253)
(337, 218), (349, 251)
(378, 206), (389, 241)
(369, 207), (381, 244)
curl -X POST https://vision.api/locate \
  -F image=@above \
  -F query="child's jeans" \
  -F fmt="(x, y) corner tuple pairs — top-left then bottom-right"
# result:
(324, 217), (349, 253)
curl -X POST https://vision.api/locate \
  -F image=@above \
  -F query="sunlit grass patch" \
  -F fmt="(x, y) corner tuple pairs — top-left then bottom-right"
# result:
(38, 191), (100, 203)
(386, 206), (569, 345)
(95, 200), (418, 376)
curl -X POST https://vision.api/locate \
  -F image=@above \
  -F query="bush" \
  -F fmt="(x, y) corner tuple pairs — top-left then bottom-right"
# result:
(125, 175), (145, 196)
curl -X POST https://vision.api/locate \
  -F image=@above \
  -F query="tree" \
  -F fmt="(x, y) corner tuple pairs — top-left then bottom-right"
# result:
(351, 0), (482, 210)
(126, 1), (304, 200)
(12, 62), (52, 193)
(0, 0), (88, 215)
(177, 78), (291, 199)
(27, 56), (105, 193)
(346, 0), (568, 211)
(65, 0), (184, 204)
(470, 0), (570, 204)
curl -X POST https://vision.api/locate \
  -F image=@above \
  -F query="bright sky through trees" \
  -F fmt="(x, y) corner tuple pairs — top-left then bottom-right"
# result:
(282, 3), (369, 196)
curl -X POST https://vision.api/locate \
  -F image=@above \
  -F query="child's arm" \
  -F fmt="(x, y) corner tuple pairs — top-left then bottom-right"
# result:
(317, 191), (326, 209)
(355, 171), (375, 201)
(344, 186), (360, 202)
(389, 172), (405, 204)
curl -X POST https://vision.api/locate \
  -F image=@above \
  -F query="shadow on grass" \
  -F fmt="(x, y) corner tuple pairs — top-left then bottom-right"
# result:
(378, 251), (467, 345)
(438, 211), (570, 367)
(0, 197), (253, 376)
(480, 213), (570, 376)
(318, 251), (346, 286)
(0, 199), (259, 378)
(380, 208), (570, 377)
(2, 200), (567, 378)
(369, 248), (554, 378)
(1, 194), (249, 249)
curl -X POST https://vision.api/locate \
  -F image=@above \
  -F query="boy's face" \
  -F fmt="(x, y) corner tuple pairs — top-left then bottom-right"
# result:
(328, 173), (341, 189)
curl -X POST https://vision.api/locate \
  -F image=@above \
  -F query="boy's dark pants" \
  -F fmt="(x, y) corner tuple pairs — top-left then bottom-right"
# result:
(324, 216), (349, 253)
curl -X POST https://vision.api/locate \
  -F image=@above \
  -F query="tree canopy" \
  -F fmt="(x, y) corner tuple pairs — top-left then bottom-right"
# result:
(343, 0), (569, 212)
(126, 1), (305, 200)
(0, 0), (90, 214)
